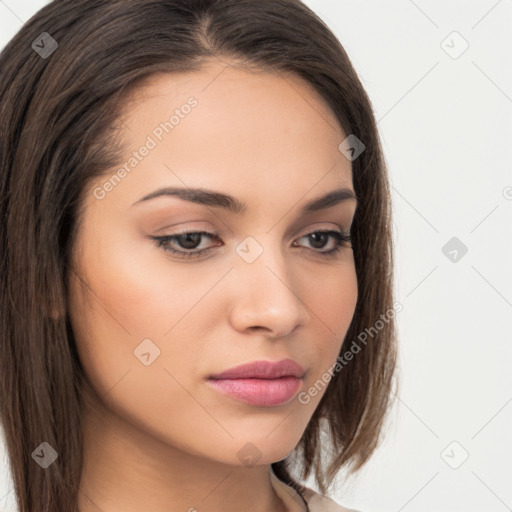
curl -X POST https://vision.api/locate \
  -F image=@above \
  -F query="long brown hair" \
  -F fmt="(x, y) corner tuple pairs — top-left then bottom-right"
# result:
(0, 0), (398, 510)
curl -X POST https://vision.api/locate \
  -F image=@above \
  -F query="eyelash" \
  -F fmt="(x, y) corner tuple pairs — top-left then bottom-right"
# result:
(151, 229), (352, 260)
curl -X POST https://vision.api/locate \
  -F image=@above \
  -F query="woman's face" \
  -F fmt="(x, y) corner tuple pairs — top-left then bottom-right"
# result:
(68, 59), (358, 466)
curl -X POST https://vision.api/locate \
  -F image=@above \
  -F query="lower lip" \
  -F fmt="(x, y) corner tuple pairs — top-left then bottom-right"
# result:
(207, 376), (303, 407)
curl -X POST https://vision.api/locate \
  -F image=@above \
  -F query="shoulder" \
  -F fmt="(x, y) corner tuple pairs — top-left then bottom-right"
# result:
(302, 486), (362, 512)
(268, 466), (361, 512)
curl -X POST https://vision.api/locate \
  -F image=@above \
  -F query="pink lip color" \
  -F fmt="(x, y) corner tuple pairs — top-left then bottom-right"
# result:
(209, 358), (305, 380)
(207, 376), (303, 406)
(207, 358), (305, 406)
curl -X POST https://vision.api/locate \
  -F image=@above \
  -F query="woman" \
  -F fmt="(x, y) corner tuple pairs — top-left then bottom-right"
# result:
(0, 1), (398, 511)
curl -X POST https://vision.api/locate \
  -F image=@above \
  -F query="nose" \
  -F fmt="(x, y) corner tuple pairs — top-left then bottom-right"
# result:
(227, 241), (310, 338)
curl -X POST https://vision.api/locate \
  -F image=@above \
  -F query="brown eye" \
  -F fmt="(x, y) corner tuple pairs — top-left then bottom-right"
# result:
(292, 229), (352, 257)
(152, 231), (221, 259)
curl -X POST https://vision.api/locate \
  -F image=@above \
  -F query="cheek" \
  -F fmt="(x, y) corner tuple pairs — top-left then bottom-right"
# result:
(310, 259), (358, 351)
(321, 263), (357, 317)
(298, 258), (358, 408)
(66, 227), (227, 397)
(67, 234), (222, 448)
(69, 223), (221, 338)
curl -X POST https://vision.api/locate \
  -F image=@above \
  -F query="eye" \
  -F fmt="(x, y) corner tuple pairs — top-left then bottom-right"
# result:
(151, 231), (220, 259)
(293, 229), (352, 258)
(150, 229), (352, 260)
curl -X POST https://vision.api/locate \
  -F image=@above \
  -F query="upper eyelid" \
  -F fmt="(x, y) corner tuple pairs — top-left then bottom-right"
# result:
(157, 220), (351, 236)
(158, 226), (350, 242)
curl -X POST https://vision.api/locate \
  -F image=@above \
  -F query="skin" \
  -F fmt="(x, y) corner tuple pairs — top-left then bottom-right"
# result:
(68, 58), (358, 512)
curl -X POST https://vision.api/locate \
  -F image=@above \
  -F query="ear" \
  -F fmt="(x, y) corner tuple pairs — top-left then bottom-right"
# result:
(44, 292), (67, 320)
(48, 302), (66, 320)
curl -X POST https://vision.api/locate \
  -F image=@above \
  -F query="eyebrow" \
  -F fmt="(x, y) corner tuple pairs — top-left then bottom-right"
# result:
(132, 186), (358, 214)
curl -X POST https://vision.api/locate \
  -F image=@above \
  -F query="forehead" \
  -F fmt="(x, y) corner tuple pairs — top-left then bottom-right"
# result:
(96, 60), (353, 209)
(117, 59), (346, 150)
(121, 60), (341, 126)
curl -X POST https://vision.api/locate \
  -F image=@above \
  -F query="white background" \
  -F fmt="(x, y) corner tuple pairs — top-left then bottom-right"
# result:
(1, 1), (511, 511)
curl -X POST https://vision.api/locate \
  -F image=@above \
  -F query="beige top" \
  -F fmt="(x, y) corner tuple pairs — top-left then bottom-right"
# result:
(270, 466), (360, 512)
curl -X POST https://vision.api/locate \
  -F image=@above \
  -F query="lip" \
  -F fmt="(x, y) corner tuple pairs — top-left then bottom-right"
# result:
(206, 359), (305, 407)
(207, 377), (303, 407)
(208, 359), (305, 380)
